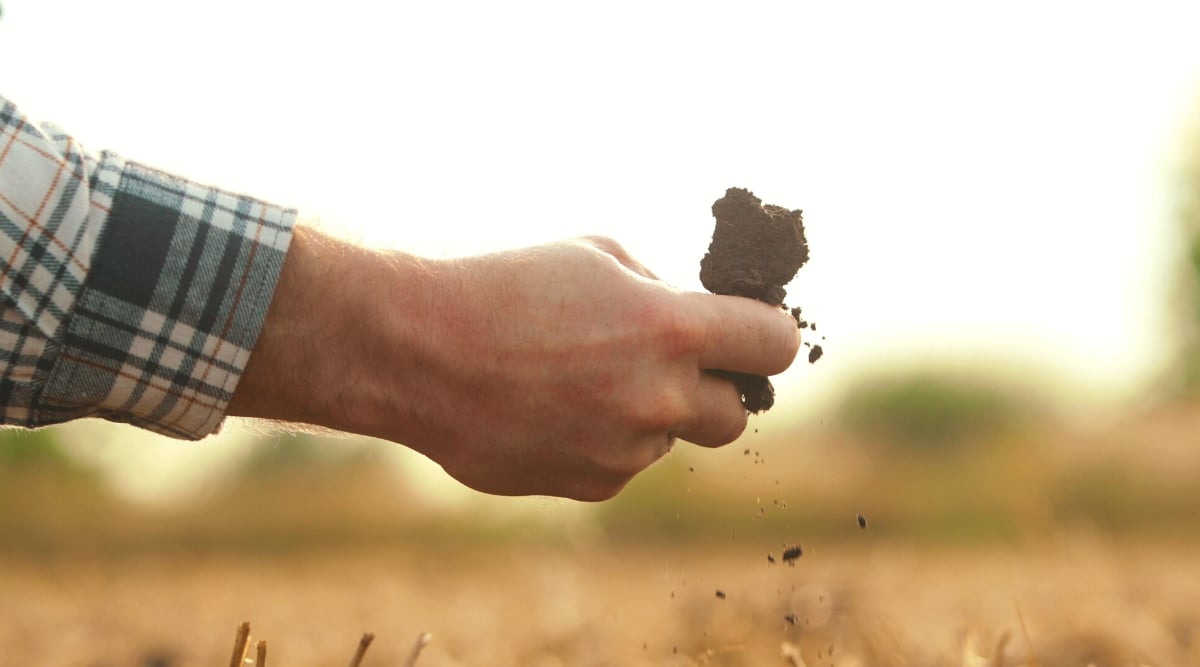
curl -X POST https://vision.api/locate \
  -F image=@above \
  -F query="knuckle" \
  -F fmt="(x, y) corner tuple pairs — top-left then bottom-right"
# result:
(630, 388), (689, 431)
(688, 404), (748, 447)
(578, 234), (624, 258)
(595, 444), (651, 480)
(650, 304), (705, 361)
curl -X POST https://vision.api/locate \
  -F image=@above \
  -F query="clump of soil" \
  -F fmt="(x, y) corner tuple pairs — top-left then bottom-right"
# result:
(700, 187), (810, 412)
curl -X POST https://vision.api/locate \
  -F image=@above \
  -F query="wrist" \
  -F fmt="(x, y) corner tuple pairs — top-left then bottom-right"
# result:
(228, 223), (420, 432)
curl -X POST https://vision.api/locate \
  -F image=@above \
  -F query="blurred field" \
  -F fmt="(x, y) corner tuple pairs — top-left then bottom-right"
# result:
(1, 540), (1198, 666)
(2, 383), (1200, 666)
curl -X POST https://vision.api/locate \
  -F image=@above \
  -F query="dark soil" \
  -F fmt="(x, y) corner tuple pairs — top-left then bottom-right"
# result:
(700, 187), (810, 412)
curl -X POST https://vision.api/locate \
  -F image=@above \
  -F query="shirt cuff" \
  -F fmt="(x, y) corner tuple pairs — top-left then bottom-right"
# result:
(37, 156), (295, 439)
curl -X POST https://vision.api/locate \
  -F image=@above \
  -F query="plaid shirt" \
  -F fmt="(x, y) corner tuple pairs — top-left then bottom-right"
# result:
(0, 95), (295, 439)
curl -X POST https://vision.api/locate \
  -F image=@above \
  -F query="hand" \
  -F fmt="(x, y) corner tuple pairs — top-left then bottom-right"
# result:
(229, 224), (801, 500)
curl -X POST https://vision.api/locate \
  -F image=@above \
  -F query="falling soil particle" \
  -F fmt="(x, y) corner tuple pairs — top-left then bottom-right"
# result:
(767, 554), (776, 564)
(808, 345), (824, 364)
(715, 590), (727, 600)
(857, 513), (868, 530)
(782, 545), (803, 565)
(700, 187), (809, 412)
(785, 613), (799, 626)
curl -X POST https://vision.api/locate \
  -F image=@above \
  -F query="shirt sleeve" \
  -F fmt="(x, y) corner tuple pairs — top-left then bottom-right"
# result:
(0, 95), (295, 439)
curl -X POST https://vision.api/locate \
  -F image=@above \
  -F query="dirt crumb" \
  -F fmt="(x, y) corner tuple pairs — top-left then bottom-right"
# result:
(782, 545), (803, 565)
(808, 345), (824, 364)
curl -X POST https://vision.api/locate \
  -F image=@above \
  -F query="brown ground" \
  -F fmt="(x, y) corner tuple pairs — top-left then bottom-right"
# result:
(2, 541), (1197, 667)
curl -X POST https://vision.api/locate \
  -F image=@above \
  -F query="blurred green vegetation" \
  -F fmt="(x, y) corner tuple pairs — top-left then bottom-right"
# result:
(1171, 108), (1200, 395)
(597, 389), (1200, 544)
(0, 426), (95, 478)
(2, 377), (1200, 554)
(1, 374), (1198, 555)
(0, 427), (119, 554)
(831, 371), (1037, 455)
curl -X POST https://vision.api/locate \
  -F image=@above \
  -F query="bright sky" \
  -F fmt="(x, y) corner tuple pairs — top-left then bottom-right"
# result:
(3, 1), (1200, 499)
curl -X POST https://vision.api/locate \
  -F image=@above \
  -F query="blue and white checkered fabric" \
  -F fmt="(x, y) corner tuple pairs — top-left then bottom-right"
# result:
(0, 95), (294, 439)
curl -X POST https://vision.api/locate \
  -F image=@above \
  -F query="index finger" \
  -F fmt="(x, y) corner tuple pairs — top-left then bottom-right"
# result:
(576, 236), (660, 281)
(690, 292), (802, 376)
